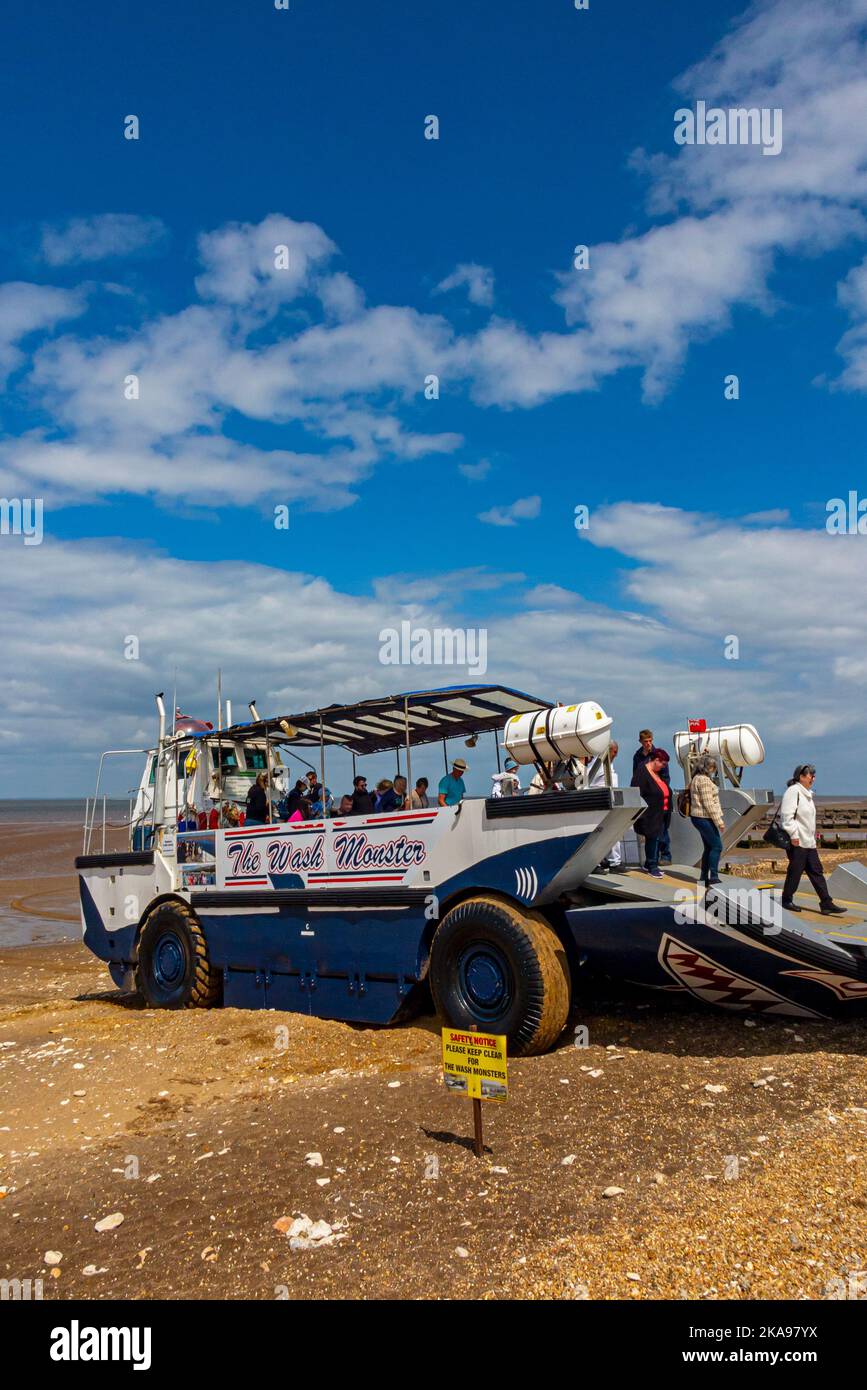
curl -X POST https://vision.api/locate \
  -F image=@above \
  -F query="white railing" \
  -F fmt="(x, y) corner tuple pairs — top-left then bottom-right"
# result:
(82, 749), (149, 854)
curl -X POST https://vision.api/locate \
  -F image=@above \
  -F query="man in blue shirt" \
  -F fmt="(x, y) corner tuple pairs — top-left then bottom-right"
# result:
(377, 775), (408, 812)
(438, 757), (468, 807)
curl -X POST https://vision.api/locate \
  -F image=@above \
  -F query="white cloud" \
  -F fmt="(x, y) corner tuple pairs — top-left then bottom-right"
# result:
(743, 508), (790, 524)
(435, 262), (495, 308)
(581, 501), (867, 687)
(30, 304), (234, 440)
(3, 503), (866, 793)
(19, 250), (464, 508)
(455, 319), (602, 407)
(40, 214), (168, 265)
(459, 459), (492, 481)
(648, 0), (867, 213)
(0, 282), (84, 388)
(318, 271), (366, 321)
(831, 253), (867, 388)
(554, 199), (862, 403)
(0, 541), (531, 793)
(551, 0), (867, 401)
(0, 432), (368, 511)
(477, 495), (541, 527)
(371, 568), (524, 604)
(194, 213), (336, 312)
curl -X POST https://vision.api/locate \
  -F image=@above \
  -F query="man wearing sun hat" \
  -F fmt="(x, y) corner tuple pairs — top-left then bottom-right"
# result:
(438, 757), (468, 807)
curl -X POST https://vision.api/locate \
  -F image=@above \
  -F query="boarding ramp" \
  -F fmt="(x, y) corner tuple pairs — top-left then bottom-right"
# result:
(827, 861), (867, 907)
(584, 861), (867, 949)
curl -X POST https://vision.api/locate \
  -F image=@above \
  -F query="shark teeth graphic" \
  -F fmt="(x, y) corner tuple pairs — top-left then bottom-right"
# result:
(657, 934), (823, 1018)
(780, 969), (867, 1001)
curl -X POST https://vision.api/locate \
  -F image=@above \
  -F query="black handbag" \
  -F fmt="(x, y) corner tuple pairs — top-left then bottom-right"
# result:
(763, 805), (791, 850)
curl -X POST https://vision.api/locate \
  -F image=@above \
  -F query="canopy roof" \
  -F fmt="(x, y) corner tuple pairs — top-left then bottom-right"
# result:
(224, 685), (551, 757)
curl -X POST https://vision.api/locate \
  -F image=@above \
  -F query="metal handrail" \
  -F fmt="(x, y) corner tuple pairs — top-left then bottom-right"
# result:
(84, 748), (150, 854)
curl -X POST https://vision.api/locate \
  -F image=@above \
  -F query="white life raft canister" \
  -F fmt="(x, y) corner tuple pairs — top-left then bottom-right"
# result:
(674, 723), (765, 769)
(504, 702), (613, 765)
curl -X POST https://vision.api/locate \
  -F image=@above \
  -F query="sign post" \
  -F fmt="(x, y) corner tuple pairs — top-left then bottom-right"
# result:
(441, 1024), (508, 1158)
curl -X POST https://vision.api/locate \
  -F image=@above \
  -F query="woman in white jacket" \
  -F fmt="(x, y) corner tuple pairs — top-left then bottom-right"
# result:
(780, 764), (844, 915)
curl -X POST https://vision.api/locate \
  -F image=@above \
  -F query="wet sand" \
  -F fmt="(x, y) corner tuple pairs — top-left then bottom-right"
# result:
(0, 825), (81, 948)
(0, 822), (126, 947)
(0, 831), (865, 1301)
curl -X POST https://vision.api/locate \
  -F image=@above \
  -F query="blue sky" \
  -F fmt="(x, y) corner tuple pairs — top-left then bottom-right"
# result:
(1, 0), (867, 796)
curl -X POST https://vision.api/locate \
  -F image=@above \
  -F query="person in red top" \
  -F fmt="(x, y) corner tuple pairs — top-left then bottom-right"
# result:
(630, 749), (671, 878)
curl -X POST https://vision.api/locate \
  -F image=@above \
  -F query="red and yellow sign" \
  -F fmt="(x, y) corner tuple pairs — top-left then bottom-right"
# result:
(441, 1028), (508, 1101)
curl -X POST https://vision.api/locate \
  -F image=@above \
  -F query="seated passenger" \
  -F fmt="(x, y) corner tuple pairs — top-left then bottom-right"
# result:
(410, 776), (429, 808)
(374, 778), (397, 811)
(394, 775), (410, 809)
(491, 759), (521, 797)
(245, 773), (270, 826)
(350, 775), (376, 815)
(560, 757), (589, 791)
(283, 779), (307, 818)
(310, 786), (333, 817)
(528, 761), (556, 794)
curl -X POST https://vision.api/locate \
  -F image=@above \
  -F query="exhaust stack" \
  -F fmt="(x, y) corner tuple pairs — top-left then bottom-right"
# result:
(152, 692), (167, 833)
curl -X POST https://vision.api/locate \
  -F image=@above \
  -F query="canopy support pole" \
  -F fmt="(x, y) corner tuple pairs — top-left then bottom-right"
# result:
(404, 698), (412, 809)
(493, 730), (501, 772)
(265, 721), (272, 823)
(216, 670), (223, 829)
(319, 714), (326, 818)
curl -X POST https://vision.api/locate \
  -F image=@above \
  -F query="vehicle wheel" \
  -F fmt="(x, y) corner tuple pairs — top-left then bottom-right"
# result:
(429, 894), (571, 1055)
(135, 900), (221, 1009)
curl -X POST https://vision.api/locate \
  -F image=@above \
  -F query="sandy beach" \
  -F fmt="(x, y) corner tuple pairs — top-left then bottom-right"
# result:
(0, 826), (865, 1301)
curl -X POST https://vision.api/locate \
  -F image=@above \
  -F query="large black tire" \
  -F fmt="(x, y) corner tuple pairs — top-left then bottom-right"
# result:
(135, 900), (221, 1009)
(429, 894), (571, 1055)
